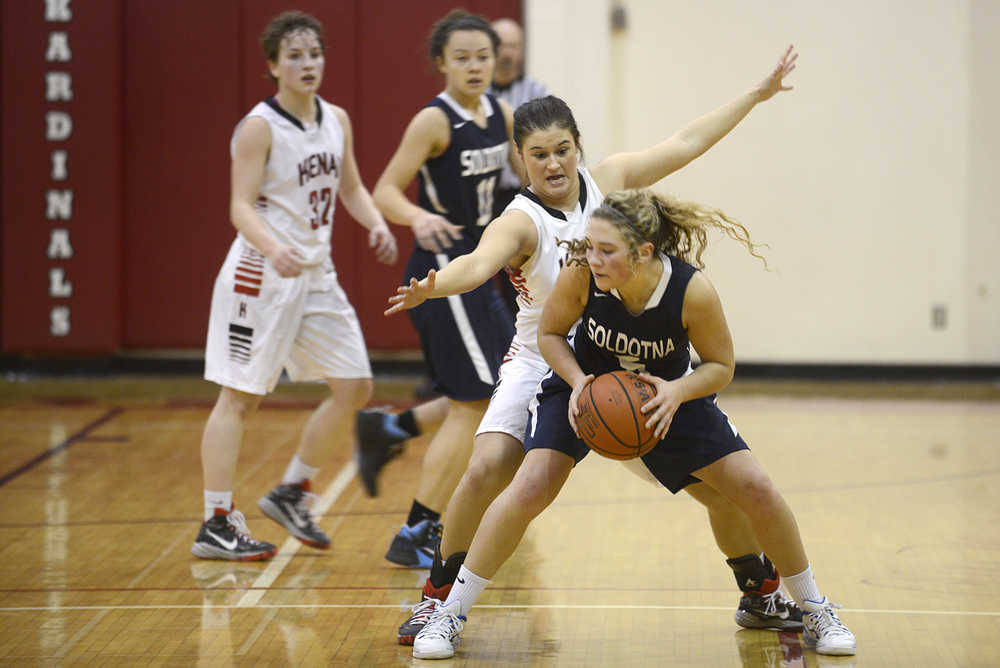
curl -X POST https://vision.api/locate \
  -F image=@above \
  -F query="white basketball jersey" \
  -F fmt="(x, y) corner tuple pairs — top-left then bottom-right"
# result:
(504, 166), (603, 353)
(230, 96), (344, 267)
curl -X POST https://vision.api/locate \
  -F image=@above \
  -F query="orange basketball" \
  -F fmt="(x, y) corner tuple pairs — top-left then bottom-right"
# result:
(575, 370), (659, 460)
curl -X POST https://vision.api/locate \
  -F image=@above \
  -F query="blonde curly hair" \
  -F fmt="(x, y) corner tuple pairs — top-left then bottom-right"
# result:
(560, 189), (767, 270)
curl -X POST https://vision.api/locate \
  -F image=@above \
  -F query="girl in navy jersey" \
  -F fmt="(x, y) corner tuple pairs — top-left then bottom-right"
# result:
(366, 10), (522, 569)
(412, 190), (857, 659)
(192, 11), (397, 561)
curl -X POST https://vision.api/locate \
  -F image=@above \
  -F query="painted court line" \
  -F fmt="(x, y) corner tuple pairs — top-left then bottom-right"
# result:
(1, 603), (997, 617)
(235, 461), (358, 608)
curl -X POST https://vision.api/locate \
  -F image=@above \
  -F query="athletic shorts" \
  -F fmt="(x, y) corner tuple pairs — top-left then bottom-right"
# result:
(476, 339), (550, 441)
(204, 239), (372, 395)
(524, 374), (749, 493)
(405, 247), (514, 402)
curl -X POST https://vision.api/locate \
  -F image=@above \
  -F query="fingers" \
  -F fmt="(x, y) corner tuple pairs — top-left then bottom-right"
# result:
(418, 235), (443, 253)
(425, 269), (436, 291)
(446, 223), (464, 241)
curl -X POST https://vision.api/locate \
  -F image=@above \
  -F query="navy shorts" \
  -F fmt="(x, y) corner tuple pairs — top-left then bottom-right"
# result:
(405, 247), (514, 402)
(525, 374), (749, 493)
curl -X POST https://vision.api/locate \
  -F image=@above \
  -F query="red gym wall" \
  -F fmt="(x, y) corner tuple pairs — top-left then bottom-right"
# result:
(1, 0), (521, 354)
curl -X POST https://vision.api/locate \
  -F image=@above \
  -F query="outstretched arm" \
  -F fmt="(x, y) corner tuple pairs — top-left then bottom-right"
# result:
(592, 45), (797, 192)
(384, 211), (537, 315)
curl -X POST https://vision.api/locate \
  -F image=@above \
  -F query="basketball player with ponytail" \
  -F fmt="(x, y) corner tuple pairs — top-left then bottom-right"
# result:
(412, 190), (857, 659)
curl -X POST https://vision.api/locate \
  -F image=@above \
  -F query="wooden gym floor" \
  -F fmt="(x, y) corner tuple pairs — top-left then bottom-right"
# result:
(1, 373), (998, 666)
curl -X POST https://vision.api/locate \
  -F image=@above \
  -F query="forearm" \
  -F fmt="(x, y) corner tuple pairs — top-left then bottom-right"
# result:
(230, 201), (278, 256)
(539, 332), (587, 388)
(339, 184), (386, 231)
(673, 87), (763, 155)
(419, 252), (501, 297)
(670, 360), (734, 403)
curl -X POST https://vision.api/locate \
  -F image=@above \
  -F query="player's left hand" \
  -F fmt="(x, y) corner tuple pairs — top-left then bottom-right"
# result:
(369, 222), (398, 265)
(754, 44), (797, 102)
(637, 372), (682, 439)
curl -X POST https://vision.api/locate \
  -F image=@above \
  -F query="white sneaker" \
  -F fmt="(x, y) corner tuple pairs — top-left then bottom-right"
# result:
(412, 600), (465, 660)
(802, 597), (856, 656)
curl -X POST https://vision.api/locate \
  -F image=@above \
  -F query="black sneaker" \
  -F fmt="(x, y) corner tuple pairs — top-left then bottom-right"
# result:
(385, 519), (442, 568)
(355, 409), (408, 497)
(191, 509), (277, 561)
(735, 590), (804, 630)
(257, 482), (330, 549)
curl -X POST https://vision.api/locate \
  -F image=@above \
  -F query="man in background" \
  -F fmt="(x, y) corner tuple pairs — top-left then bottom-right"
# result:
(488, 17), (549, 218)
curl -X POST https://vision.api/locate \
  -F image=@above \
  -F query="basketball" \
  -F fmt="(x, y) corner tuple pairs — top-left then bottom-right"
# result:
(575, 370), (659, 460)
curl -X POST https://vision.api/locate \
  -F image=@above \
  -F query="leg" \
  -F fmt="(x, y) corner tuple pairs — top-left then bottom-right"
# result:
(259, 377), (373, 549)
(412, 448), (575, 660)
(685, 482), (802, 631)
(201, 387), (262, 492)
(694, 451), (856, 655)
(684, 481), (761, 557)
(437, 430), (525, 562)
(692, 451), (807, 576)
(396, 430), (524, 644)
(356, 395), (449, 497)
(462, 448), (574, 578)
(193, 387), (276, 561)
(385, 398), (489, 568)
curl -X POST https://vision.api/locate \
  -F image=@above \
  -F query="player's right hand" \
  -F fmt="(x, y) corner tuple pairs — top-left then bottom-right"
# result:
(269, 243), (304, 277)
(412, 212), (463, 253)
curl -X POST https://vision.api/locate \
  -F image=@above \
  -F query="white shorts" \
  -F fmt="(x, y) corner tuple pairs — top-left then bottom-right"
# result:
(204, 240), (372, 395)
(476, 338), (550, 442)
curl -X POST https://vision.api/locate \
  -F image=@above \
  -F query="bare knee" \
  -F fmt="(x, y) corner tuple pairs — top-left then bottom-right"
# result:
(734, 474), (783, 516)
(505, 469), (558, 519)
(215, 387), (262, 419)
(328, 378), (373, 413)
(461, 446), (521, 500)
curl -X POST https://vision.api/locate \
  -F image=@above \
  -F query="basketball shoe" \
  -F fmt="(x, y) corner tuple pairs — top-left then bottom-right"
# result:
(412, 599), (465, 659)
(191, 508), (277, 561)
(385, 518), (442, 568)
(735, 589), (804, 630)
(398, 578), (453, 645)
(355, 408), (408, 497)
(257, 481), (330, 549)
(801, 597), (857, 655)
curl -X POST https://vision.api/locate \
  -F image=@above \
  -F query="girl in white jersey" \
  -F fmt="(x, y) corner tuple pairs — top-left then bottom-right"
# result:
(387, 45), (803, 650)
(192, 11), (398, 561)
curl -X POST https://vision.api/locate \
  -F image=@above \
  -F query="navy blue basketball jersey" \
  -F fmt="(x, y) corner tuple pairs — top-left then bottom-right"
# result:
(417, 92), (509, 256)
(572, 254), (697, 380)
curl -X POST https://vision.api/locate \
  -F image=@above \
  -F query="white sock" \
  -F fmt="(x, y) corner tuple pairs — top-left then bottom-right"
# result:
(204, 490), (232, 521)
(443, 565), (490, 617)
(782, 565), (823, 605)
(281, 455), (319, 486)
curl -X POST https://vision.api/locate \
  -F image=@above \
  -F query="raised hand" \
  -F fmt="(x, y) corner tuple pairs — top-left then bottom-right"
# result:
(754, 44), (797, 102)
(385, 269), (436, 315)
